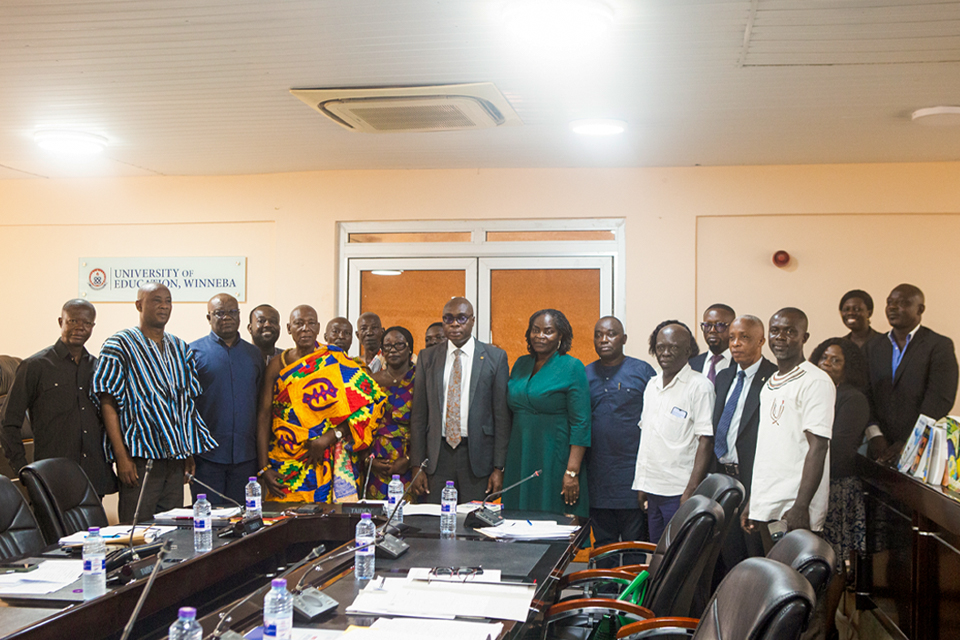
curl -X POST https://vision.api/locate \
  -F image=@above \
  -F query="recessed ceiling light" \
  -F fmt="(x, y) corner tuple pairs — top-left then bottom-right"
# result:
(370, 270), (404, 276)
(503, 0), (615, 46)
(34, 130), (108, 155)
(911, 106), (960, 126)
(570, 119), (626, 136)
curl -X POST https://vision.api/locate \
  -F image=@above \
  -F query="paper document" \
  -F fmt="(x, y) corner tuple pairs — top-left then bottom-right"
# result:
(245, 627), (344, 639)
(475, 519), (579, 540)
(154, 507), (241, 520)
(0, 559), (84, 595)
(59, 524), (177, 547)
(368, 618), (503, 640)
(347, 575), (535, 622)
(401, 502), (502, 517)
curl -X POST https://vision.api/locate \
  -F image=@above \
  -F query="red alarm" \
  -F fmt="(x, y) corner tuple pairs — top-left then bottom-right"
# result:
(773, 251), (790, 267)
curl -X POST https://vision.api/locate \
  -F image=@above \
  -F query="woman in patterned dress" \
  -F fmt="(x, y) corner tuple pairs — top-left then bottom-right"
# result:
(367, 326), (416, 500)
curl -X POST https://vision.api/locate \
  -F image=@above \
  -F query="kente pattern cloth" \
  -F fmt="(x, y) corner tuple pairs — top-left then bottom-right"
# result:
(366, 366), (416, 500)
(268, 345), (385, 503)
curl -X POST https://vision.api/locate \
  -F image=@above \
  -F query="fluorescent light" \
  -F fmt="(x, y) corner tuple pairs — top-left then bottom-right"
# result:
(34, 130), (108, 155)
(502, 0), (615, 47)
(570, 119), (626, 136)
(370, 270), (403, 276)
(911, 106), (960, 126)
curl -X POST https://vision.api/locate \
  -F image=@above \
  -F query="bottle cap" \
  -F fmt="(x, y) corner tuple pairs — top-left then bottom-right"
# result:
(88, 526), (100, 533)
(361, 512), (372, 520)
(249, 476), (257, 482)
(197, 494), (206, 501)
(392, 474), (400, 480)
(446, 481), (455, 487)
(272, 578), (287, 589)
(179, 607), (197, 619)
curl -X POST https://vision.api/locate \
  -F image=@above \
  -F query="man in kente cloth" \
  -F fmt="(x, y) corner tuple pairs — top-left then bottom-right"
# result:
(256, 304), (385, 503)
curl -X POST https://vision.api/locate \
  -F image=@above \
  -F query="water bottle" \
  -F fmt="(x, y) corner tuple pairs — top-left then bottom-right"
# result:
(354, 512), (376, 580)
(440, 480), (457, 538)
(263, 578), (293, 640)
(387, 474), (404, 523)
(168, 606), (202, 640)
(193, 493), (212, 553)
(81, 527), (107, 600)
(245, 476), (262, 519)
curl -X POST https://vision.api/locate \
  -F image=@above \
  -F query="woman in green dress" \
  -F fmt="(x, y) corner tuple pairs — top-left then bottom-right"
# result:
(504, 309), (591, 518)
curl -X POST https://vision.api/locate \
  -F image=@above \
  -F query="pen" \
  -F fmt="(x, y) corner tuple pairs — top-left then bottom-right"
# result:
(526, 520), (532, 526)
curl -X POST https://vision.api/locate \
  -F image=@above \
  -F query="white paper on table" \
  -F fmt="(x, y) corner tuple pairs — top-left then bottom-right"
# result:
(406, 567), (503, 584)
(400, 503), (441, 516)
(290, 629), (347, 640)
(370, 617), (503, 640)
(475, 519), (578, 540)
(154, 507), (241, 520)
(58, 524), (177, 546)
(0, 559), (84, 595)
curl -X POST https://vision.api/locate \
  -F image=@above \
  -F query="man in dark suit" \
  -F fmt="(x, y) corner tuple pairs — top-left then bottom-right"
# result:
(410, 297), (512, 503)
(712, 315), (777, 561)
(689, 303), (737, 384)
(864, 284), (958, 462)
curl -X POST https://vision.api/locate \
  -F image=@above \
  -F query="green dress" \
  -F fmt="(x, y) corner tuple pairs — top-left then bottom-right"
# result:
(504, 352), (592, 517)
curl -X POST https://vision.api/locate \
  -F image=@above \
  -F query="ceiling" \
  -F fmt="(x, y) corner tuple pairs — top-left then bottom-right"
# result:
(2, 0), (960, 179)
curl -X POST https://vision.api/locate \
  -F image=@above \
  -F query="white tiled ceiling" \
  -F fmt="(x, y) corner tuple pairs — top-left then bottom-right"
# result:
(1, 0), (959, 178)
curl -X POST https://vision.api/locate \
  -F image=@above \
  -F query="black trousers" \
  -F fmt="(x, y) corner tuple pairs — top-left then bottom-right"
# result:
(424, 439), (490, 504)
(590, 507), (649, 568)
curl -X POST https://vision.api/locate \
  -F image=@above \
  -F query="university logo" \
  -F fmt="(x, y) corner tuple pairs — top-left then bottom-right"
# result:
(88, 268), (107, 290)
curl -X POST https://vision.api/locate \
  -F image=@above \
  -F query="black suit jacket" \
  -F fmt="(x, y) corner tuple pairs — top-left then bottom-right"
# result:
(711, 357), (778, 496)
(409, 340), (512, 478)
(864, 326), (958, 443)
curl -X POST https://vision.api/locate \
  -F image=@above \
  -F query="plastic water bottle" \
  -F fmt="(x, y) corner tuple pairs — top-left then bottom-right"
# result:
(387, 474), (404, 523)
(263, 578), (293, 639)
(81, 527), (107, 600)
(440, 480), (457, 538)
(193, 493), (212, 553)
(355, 512), (376, 580)
(245, 476), (262, 519)
(168, 606), (202, 640)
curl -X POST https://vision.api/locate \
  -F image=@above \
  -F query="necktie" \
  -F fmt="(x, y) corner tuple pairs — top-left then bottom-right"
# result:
(445, 349), (463, 449)
(715, 370), (746, 461)
(707, 353), (724, 383)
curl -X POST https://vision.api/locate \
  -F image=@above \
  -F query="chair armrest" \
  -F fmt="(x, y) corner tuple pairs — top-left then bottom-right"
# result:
(618, 564), (649, 575)
(616, 617), (700, 639)
(590, 541), (657, 558)
(546, 598), (656, 621)
(558, 569), (638, 590)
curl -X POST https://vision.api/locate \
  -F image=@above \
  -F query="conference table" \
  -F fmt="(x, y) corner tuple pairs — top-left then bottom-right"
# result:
(0, 504), (589, 640)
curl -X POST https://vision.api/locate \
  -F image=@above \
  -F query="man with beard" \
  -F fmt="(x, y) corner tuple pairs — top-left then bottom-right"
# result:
(248, 304), (282, 364)
(689, 304), (736, 384)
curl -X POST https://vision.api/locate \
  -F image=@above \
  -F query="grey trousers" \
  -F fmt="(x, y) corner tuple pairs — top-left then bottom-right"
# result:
(424, 439), (490, 504)
(118, 457), (186, 523)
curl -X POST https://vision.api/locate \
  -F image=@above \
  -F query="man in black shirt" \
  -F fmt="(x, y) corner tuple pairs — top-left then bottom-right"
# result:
(0, 299), (117, 496)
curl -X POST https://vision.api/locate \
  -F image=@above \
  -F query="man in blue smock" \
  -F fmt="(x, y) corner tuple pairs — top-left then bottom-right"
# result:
(585, 316), (656, 556)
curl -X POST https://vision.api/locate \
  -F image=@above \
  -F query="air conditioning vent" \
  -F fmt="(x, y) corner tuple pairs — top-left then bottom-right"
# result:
(291, 83), (522, 133)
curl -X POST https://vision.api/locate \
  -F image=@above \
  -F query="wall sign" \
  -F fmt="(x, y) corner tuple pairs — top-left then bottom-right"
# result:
(79, 257), (246, 302)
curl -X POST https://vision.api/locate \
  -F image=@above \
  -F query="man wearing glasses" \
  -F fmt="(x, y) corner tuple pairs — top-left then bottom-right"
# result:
(1, 299), (117, 497)
(410, 297), (512, 503)
(190, 294), (265, 505)
(689, 304), (736, 385)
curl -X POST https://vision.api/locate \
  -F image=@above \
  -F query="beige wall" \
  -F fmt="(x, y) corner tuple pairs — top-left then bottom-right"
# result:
(2, 164), (959, 411)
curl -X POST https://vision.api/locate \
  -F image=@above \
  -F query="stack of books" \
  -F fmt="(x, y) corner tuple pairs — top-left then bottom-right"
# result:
(897, 414), (960, 492)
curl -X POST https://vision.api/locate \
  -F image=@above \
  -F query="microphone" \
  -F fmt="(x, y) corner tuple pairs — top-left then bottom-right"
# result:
(464, 469), (542, 528)
(118, 540), (172, 640)
(185, 472), (264, 538)
(374, 459), (428, 560)
(127, 460), (155, 557)
(361, 453), (375, 501)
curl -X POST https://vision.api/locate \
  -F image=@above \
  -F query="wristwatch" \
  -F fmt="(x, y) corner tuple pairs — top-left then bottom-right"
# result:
(333, 428), (343, 441)
(565, 470), (578, 478)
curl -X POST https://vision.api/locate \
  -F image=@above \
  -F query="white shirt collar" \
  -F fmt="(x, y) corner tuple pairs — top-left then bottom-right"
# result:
(737, 358), (763, 379)
(446, 335), (475, 359)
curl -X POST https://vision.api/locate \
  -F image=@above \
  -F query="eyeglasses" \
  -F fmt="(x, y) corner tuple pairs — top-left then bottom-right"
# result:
(700, 322), (729, 332)
(442, 314), (473, 326)
(211, 309), (241, 319)
(429, 566), (484, 582)
(381, 341), (409, 353)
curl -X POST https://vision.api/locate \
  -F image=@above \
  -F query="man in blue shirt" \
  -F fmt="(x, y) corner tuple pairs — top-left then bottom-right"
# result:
(585, 316), (656, 555)
(190, 294), (265, 505)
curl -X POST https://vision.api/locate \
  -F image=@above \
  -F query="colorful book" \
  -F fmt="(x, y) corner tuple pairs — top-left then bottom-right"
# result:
(899, 415), (936, 473)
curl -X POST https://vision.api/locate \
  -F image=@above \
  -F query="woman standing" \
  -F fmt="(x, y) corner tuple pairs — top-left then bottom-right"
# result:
(367, 326), (416, 500)
(504, 309), (591, 518)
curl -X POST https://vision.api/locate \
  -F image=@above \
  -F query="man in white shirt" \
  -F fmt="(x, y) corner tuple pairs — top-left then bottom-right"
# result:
(688, 304), (736, 385)
(633, 320), (715, 542)
(743, 308), (835, 547)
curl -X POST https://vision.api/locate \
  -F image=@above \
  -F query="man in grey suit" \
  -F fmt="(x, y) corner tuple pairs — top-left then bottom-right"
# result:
(410, 297), (512, 503)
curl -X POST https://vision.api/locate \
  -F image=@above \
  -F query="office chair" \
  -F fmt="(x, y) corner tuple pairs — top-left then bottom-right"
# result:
(0, 476), (46, 560)
(19, 458), (108, 545)
(688, 474), (745, 616)
(767, 528), (838, 598)
(615, 557), (816, 640)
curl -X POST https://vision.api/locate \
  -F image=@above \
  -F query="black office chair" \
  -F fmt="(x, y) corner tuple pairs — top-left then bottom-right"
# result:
(19, 458), (108, 544)
(690, 473), (745, 616)
(767, 529), (838, 598)
(549, 495), (725, 637)
(0, 476), (46, 560)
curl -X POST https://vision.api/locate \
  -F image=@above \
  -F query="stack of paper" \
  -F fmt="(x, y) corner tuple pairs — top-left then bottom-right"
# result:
(366, 618), (503, 640)
(154, 507), (242, 520)
(0, 560), (83, 595)
(401, 502), (502, 517)
(476, 519), (579, 540)
(58, 524), (177, 547)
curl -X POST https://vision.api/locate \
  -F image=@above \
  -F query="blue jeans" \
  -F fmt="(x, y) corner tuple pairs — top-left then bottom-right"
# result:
(646, 493), (681, 544)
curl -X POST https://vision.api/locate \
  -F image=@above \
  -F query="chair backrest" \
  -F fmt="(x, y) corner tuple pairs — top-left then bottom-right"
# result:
(767, 529), (838, 598)
(644, 494), (725, 618)
(19, 458), (107, 544)
(694, 557), (815, 640)
(690, 473), (746, 615)
(0, 476), (45, 560)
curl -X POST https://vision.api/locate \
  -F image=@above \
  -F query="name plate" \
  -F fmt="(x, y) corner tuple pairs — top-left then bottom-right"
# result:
(79, 257), (246, 302)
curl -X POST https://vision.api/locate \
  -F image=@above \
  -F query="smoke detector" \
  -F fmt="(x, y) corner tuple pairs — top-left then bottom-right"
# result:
(290, 83), (522, 133)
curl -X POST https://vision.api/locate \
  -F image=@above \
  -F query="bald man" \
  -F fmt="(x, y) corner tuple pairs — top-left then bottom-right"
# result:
(863, 284), (959, 462)
(323, 316), (354, 353)
(356, 312), (385, 371)
(1, 299), (117, 496)
(92, 283), (217, 522)
(189, 294), (265, 505)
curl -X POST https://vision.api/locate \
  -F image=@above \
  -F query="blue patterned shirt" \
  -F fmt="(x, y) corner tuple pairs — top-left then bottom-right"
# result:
(91, 327), (217, 460)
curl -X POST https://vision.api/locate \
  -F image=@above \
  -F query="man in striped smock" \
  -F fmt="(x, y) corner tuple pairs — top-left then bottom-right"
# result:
(92, 283), (217, 522)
